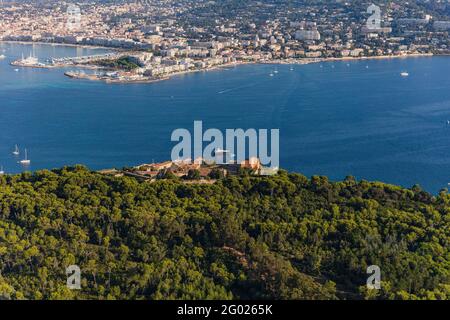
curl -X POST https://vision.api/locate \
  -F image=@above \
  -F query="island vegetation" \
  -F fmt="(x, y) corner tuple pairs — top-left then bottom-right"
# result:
(0, 166), (448, 300)
(92, 56), (141, 71)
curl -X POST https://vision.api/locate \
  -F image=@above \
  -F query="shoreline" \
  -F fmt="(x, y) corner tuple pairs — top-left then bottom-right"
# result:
(64, 53), (437, 84)
(1, 40), (442, 84)
(64, 60), (251, 84)
(260, 52), (435, 66)
(0, 40), (120, 51)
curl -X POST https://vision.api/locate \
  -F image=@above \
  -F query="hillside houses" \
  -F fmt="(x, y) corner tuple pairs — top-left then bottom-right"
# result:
(106, 157), (278, 182)
(2, 0), (449, 80)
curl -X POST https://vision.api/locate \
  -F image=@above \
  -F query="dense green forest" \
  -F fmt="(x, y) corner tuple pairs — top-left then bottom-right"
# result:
(92, 57), (140, 71)
(0, 166), (449, 300)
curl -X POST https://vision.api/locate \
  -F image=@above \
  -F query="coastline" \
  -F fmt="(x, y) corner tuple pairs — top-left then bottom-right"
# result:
(64, 60), (251, 84)
(93, 53), (437, 84)
(260, 52), (435, 66)
(1, 40), (440, 84)
(64, 53), (437, 84)
(0, 40), (120, 51)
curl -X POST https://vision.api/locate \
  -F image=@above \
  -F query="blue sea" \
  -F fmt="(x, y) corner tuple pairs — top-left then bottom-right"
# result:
(1, 42), (450, 192)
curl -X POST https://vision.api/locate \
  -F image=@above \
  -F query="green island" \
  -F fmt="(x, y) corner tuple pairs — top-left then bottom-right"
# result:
(0, 166), (449, 300)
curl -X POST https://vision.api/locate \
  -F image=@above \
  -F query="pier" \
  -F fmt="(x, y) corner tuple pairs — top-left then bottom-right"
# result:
(50, 52), (120, 65)
(11, 52), (121, 69)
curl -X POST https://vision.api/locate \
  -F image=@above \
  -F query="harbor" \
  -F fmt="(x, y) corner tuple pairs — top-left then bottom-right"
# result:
(11, 48), (242, 83)
(10, 51), (120, 69)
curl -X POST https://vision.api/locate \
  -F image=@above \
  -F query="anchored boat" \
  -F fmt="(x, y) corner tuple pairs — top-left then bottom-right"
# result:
(12, 144), (19, 155)
(19, 149), (30, 165)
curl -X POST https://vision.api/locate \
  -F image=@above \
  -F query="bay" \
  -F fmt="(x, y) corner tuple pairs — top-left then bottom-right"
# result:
(1, 42), (450, 192)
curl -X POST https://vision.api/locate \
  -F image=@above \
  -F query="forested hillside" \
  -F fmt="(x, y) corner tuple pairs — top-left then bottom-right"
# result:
(0, 166), (448, 300)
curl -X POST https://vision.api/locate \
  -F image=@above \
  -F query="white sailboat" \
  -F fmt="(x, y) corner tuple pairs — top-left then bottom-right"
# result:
(0, 166), (4, 175)
(19, 149), (30, 165)
(13, 144), (19, 155)
(215, 148), (230, 155)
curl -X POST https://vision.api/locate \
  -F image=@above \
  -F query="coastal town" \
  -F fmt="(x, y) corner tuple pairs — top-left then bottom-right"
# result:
(0, 0), (449, 82)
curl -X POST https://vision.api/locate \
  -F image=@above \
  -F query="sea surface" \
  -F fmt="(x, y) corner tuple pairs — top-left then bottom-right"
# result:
(1, 42), (450, 192)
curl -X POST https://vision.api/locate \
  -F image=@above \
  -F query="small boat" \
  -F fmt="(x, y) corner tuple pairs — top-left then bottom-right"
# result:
(269, 73), (274, 77)
(14, 68), (19, 72)
(12, 144), (19, 155)
(0, 55), (6, 60)
(273, 70), (279, 74)
(215, 148), (230, 154)
(290, 67), (294, 71)
(401, 72), (409, 77)
(0, 166), (4, 175)
(19, 149), (30, 165)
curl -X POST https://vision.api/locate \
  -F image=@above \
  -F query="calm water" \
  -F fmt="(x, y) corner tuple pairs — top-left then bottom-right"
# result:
(1, 42), (450, 192)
